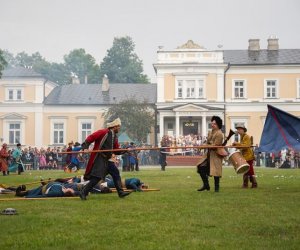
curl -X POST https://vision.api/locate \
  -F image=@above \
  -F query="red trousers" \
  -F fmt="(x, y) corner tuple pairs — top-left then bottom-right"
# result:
(245, 160), (255, 176)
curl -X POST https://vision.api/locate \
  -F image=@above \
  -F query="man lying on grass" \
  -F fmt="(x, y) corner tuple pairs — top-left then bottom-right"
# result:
(15, 181), (82, 198)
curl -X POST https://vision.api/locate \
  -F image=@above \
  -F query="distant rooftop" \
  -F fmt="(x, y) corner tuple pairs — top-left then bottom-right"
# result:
(223, 49), (300, 65)
(44, 83), (157, 105)
(2, 66), (43, 77)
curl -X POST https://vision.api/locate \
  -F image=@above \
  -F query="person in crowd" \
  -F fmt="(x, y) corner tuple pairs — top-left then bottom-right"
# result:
(22, 147), (34, 170)
(159, 135), (170, 171)
(65, 141), (74, 167)
(0, 143), (10, 176)
(79, 118), (131, 200)
(39, 148), (47, 169)
(232, 124), (258, 188)
(121, 141), (130, 171)
(32, 147), (40, 170)
(66, 142), (82, 172)
(197, 116), (225, 192)
(127, 142), (139, 171)
(10, 143), (24, 175)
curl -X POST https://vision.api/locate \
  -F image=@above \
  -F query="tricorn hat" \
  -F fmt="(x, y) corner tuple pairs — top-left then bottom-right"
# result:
(107, 118), (121, 128)
(235, 123), (247, 132)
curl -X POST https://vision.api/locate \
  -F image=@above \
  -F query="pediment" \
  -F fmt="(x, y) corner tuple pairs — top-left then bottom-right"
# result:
(0, 112), (27, 120)
(173, 104), (208, 112)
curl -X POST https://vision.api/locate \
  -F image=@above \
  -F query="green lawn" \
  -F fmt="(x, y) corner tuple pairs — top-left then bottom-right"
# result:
(0, 167), (299, 250)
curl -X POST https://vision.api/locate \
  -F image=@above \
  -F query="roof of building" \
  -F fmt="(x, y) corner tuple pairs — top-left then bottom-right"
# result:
(1, 66), (43, 77)
(44, 83), (157, 105)
(223, 49), (300, 65)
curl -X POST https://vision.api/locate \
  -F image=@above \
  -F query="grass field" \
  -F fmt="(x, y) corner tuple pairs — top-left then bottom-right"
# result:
(0, 166), (299, 250)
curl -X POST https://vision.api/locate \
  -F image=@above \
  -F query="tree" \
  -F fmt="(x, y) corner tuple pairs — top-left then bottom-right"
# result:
(99, 36), (149, 83)
(0, 49), (8, 78)
(2, 50), (17, 67)
(35, 62), (71, 85)
(64, 49), (101, 84)
(103, 97), (155, 143)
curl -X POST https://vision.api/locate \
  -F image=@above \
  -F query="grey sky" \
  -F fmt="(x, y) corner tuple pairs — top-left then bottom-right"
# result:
(1, 0), (299, 82)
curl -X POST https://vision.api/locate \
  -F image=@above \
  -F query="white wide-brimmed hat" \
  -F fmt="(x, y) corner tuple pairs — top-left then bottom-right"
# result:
(235, 123), (247, 132)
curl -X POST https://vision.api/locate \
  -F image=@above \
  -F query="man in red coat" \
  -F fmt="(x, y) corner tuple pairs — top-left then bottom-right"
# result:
(79, 118), (131, 200)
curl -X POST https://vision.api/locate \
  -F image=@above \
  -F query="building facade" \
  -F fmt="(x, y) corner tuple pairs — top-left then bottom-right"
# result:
(153, 38), (300, 145)
(0, 68), (156, 147)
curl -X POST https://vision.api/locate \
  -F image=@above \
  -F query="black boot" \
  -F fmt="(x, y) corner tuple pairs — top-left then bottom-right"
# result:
(79, 177), (100, 200)
(115, 179), (131, 198)
(2, 171), (6, 176)
(198, 171), (210, 191)
(214, 176), (220, 192)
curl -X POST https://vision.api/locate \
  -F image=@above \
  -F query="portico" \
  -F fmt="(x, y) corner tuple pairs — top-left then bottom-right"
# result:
(157, 103), (224, 138)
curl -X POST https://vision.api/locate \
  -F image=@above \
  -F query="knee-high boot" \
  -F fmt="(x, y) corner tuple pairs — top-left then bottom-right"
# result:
(214, 176), (220, 192)
(242, 174), (249, 188)
(197, 169), (210, 191)
(249, 176), (258, 188)
(115, 179), (131, 198)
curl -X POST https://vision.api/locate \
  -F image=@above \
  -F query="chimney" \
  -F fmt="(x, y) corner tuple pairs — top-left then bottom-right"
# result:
(102, 74), (109, 91)
(267, 36), (279, 50)
(72, 76), (80, 84)
(248, 39), (260, 51)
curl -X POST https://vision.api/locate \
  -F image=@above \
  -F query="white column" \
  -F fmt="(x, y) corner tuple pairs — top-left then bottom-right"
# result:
(202, 114), (207, 137)
(175, 113), (180, 138)
(217, 73), (224, 102)
(159, 114), (164, 141)
(35, 111), (43, 147)
(157, 74), (165, 102)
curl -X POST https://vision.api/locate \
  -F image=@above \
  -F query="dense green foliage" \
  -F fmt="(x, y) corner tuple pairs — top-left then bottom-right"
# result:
(0, 49), (8, 78)
(103, 97), (155, 142)
(64, 48), (100, 84)
(99, 36), (149, 83)
(1, 36), (149, 85)
(0, 167), (299, 250)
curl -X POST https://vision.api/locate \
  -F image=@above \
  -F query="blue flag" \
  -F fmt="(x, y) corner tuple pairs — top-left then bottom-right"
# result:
(259, 105), (300, 152)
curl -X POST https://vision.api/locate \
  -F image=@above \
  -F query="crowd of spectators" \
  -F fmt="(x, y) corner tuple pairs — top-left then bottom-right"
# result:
(0, 145), (88, 171)
(253, 147), (300, 168)
(1, 139), (299, 171)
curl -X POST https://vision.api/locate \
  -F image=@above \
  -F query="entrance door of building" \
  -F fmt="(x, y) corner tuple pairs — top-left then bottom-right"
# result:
(183, 122), (198, 135)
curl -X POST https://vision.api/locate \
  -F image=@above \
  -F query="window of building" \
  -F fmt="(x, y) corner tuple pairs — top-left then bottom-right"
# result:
(17, 90), (22, 100)
(77, 118), (95, 143)
(233, 80), (245, 98)
(198, 80), (204, 98)
(176, 78), (206, 99)
(167, 123), (174, 130)
(177, 81), (183, 98)
(6, 88), (24, 101)
(265, 80), (278, 98)
(81, 122), (92, 142)
(53, 123), (64, 144)
(186, 80), (195, 98)
(9, 123), (21, 144)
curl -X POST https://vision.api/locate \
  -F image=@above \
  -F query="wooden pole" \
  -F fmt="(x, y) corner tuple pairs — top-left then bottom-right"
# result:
(59, 145), (251, 154)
